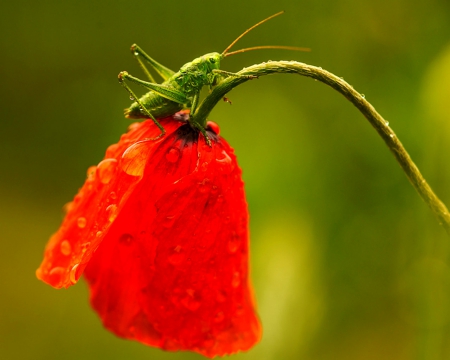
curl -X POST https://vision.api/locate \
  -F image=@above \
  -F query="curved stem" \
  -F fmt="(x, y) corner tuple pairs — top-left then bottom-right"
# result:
(193, 60), (450, 235)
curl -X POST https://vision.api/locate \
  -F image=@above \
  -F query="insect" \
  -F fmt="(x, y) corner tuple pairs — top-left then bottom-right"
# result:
(118, 11), (308, 142)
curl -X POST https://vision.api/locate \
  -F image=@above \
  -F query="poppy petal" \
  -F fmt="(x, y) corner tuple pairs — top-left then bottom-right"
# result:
(85, 121), (261, 357)
(37, 113), (261, 357)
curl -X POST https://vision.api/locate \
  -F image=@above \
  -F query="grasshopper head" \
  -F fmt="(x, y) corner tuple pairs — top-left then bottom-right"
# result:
(203, 52), (222, 72)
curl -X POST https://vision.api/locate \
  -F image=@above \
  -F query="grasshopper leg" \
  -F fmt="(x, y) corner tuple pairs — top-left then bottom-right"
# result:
(130, 44), (175, 82)
(118, 72), (166, 140)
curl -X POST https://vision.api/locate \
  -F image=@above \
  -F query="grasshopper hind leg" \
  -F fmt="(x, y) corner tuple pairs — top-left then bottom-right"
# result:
(118, 71), (166, 140)
(130, 44), (175, 82)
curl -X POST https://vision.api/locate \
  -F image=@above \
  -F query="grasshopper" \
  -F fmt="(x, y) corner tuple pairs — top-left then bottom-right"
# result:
(118, 11), (308, 142)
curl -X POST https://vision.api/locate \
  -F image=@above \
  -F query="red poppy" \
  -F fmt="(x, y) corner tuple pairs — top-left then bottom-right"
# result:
(36, 111), (261, 358)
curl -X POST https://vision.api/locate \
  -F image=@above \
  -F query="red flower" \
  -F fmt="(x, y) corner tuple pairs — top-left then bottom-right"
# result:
(36, 111), (261, 358)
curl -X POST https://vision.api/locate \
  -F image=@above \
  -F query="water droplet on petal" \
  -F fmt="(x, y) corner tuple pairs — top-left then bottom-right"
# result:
(96, 231), (103, 238)
(181, 291), (200, 311)
(216, 150), (234, 174)
(96, 158), (118, 184)
(77, 217), (87, 228)
(165, 147), (180, 163)
(198, 178), (211, 194)
(168, 246), (186, 266)
(86, 166), (97, 181)
(206, 121), (220, 135)
(62, 201), (73, 214)
(232, 271), (241, 288)
(128, 122), (140, 132)
(48, 266), (66, 284)
(106, 204), (118, 222)
(60, 240), (72, 256)
(106, 143), (119, 157)
(162, 216), (176, 228)
(119, 233), (134, 245)
(109, 191), (117, 200)
(227, 237), (240, 253)
(69, 264), (80, 284)
(80, 241), (90, 254)
(121, 140), (152, 176)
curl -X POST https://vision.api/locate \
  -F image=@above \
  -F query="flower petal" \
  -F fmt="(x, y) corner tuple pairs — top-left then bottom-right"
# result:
(37, 113), (261, 357)
(84, 121), (261, 357)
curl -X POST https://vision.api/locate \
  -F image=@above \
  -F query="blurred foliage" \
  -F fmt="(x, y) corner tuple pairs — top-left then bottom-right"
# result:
(1, 0), (450, 359)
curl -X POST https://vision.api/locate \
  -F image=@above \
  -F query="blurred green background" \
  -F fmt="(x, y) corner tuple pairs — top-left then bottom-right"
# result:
(1, 0), (450, 359)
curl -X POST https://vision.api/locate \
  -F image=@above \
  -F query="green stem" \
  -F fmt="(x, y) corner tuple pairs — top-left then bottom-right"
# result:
(193, 60), (450, 235)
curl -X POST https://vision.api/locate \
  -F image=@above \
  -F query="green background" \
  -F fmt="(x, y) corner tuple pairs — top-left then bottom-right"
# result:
(1, 0), (450, 359)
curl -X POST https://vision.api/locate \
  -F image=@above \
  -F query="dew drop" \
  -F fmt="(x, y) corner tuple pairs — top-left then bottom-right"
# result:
(361, 94), (365, 99)
(86, 166), (97, 181)
(109, 191), (117, 200)
(227, 237), (240, 253)
(167, 251), (186, 266)
(105, 143), (119, 158)
(80, 241), (90, 254)
(96, 231), (103, 238)
(181, 295), (200, 311)
(96, 158), (118, 184)
(48, 266), (66, 284)
(119, 233), (134, 245)
(121, 140), (152, 176)
(60, 240), (72, 256)
(232, 271), (241, 288)
(165, 147), (181, 163)
(390, 133), (395, 138)
(162, 215), (176, 228)
(106, 204), (118, 222)
(127, 122), (140, 132)
(62, 201), (73, 214)
(216, 150), (233, 174)
(130, 96), (135, 101)
(206, 121), (220, 135)
(69, 264), (79, 284)
(134, 51), (139, 56)
(77, 217), (87, 228)
(198, 178), (211, 194)
(385, 120), (390, 126)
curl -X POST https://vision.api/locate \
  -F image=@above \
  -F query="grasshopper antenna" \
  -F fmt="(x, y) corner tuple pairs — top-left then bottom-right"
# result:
(224, 45), (310, 57)
(222, 11), (286, 56)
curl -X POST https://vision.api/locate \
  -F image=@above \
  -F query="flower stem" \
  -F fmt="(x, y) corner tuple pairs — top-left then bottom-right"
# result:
(194, 60), (450, 235)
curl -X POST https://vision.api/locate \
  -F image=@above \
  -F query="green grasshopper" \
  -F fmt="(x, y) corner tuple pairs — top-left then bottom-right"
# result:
(118, 11), (308, 142)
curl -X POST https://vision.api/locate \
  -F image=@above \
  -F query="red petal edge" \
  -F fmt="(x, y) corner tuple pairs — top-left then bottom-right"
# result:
(36, 111), (262, 357)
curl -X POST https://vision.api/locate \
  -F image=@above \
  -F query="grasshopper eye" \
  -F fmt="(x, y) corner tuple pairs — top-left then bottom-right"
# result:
(209, 58), (216, 64)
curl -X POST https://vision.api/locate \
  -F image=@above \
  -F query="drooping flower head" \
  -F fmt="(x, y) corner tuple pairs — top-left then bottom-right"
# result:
(36, 111), (261, 357)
